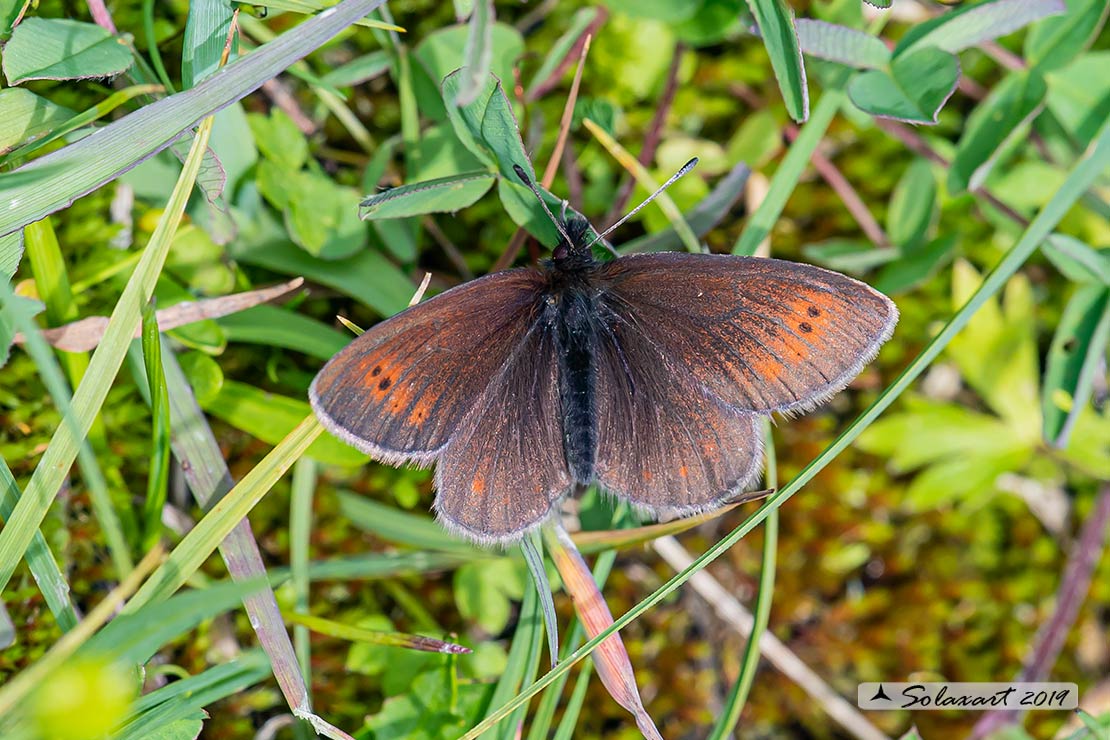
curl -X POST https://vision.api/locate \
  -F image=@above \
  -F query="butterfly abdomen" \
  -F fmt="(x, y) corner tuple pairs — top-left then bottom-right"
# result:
(552, 285), (599, 485)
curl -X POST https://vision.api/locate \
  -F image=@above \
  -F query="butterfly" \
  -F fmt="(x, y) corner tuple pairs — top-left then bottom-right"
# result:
(310, 160), (898, 545)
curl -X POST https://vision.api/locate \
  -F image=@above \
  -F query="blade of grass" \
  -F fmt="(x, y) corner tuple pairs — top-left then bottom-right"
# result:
(140, 300), (171, 552)
(158, 352), (350, 739)
(0, 455), (77, 632)
(732, 84), (844, 255)
(0, 115), (215, 594)
(0, 545), (162, 719)
(461, 115), (1110, 740)
(747, 0), (809, 122)
(490, 584), (545, 740)
(123, 414), (323, 612)
(282, 611), (470, 654)
(707, 423), (778, 739)
(21, 218), (135, 570)
(290, 457), (315, 683)
(0, 0), (388, 237)
(522, 532), (558, 668)
(581, 117), (701, 253)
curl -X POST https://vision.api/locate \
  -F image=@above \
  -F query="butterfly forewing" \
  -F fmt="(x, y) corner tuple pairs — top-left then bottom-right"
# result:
(435, 322), (573, 544)
(597, 254), (898, 415)
(592, 302), (764, 514)
(310, 269), (548, 462)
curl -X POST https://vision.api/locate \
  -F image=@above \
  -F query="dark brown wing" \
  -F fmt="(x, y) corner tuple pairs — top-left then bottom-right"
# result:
(434, 321), (573, 544)
(592, 304), (764, 514)
(596, 253), (898, 414)
(309, 269), (547, 464)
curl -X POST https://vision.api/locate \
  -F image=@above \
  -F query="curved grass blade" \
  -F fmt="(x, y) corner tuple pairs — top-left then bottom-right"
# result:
(0, 0), (389, 238)
(139, 299), (171, 552)
(747, 0), (809, 122)
(1041, 284), (1110, 446)
(522, 532), (558, 668)
(708, 423), (778, 739)
(0, 113), (217, 595)
(461, 115), (1110, 740)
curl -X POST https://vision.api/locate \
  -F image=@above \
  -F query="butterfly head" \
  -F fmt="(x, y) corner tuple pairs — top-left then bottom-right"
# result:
(551, 216), (597, 266)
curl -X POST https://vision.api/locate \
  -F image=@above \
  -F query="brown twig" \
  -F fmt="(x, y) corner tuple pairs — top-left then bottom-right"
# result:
(970, 483), (1110, 739)
(491, 33), (592, 273)
(86, 0), (118, 33)
(874, 118), (1031, 227)
(604, 43), (685, 227)
(261, 78), (317, 136)
(525, 7), (608, 102)
(561, 138), (584, 213)
(422, 216), (474, 280)
(785, 124), (891, 248)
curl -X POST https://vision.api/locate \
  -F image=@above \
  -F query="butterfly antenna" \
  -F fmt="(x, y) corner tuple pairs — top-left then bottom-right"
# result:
(512, 164), (574, 245)
(584, 157), (699, 250)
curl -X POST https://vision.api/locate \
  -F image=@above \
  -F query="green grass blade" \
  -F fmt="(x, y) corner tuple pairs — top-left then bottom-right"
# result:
(140, 300), (171, 552)
(708, 424), (779, 739)
(0, 115), (215, 594)
(748, 0), (809, 122)
(159, 351), (336, 733)
(123, 414), (323, 613)
(290, 457), (315, 684)
(0, 0), (388, 237)
(0, 455), (76, 632)
(461, 115), (1110, 740)
(732, 86), (843, 255)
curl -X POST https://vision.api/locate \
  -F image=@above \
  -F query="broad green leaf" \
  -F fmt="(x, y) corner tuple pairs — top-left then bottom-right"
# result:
(1, 17), (133, 84)
(167, 224), (236, 295)
(1041, 284), (1110, 446)
(887, 158), (936, 248)
(1, 231), (24, 281)
(794, 19), (890, 69)
(0, 89), (75, 156)
(454, 559), (526, 635)
(337, 491), (480, 556)
(182, 0), (236, 88)
(747, 0), (809, 122)
(407, 124), (488, 182)
(178, 350), (224, 406)
(1042, 234), (1110, 284)
(203, 379), (369, 467)
(1024, 0), (1108, 72)
(320, 50), (390, 87)
(231, 224), (414, 318)
(359, 171), (496, 218)
(413, 21), (525, 124)
(1044, 52), (1110, 148)
(82, 579), (267, 665)
(863, 0), (892, 7)
(286, 173), (368, 259)
(456, 0), (494, 106)
(847, 47), (959, 124)
(947, 260), (1041, 429)
(217, 304), (349, 360)
(949, 71), (1047, 193)
(602, 0), (699, 21)
(525, 7), (599, 99)
(674, 0), (748, 46)
(0, 0), (388, 238)
(802, 239), (898, 273)
(897, 0), (1066, 56)
(905, 448), (1030, 508)
(0, 291), (43, 368)
(873, 235), (956, 295)
(248, 109), (310, 172)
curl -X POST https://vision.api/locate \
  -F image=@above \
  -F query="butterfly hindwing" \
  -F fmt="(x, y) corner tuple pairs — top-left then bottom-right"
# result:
(592, 299), (764, 514)
(435, 321), (573, 543)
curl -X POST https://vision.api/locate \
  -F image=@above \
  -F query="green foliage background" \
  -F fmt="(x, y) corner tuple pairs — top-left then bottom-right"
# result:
(0, 1), (1108, 739)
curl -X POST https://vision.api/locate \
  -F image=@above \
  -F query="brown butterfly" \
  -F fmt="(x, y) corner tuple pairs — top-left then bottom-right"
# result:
(311, 161), (898, 545)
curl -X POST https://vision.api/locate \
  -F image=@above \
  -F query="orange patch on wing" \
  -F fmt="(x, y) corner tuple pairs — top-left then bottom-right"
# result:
(407, 399), (431, 425)
(678, 465), (688, 478)
(472, 475), (486, 494)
